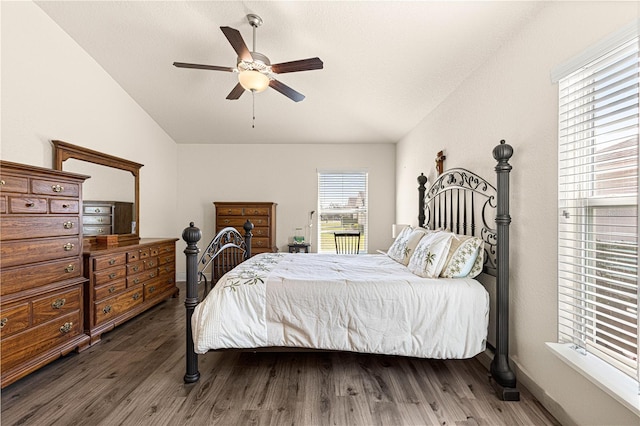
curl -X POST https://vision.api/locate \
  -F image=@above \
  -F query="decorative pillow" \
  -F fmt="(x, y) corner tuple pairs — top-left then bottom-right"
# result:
(407, 231), (453, 278)
(387, 226), (428, 265)
(440, 234), (484, 278)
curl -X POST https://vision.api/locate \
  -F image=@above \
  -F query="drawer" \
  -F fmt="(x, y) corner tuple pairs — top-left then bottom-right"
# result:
(158, 244), (175, 255)
(127, 248), (150, 262)
(218, 217), (263, 228)
(251, 227), (270, 238)
(0, 175), (28, 194)
(1, 216), (80, 240)
(149, 247), (159, 256)
(127, 269), (158, 287)
(244, 207), (270, 216)
(94, 286), (143, 326)
(94, 279), (126, 301)
(144, 277), (174, 300)
(143, 257), (159, 270)
(1, 311), (81, 372)
(218, 207), (244, 216)
(83, 205), (112, 215)
(158, 253), (175, 266)
(50, 199), (79, 214)
(83, 225), (112, 236)
(83, 215), (112, 225)
(246, 216), (269, 227)
(31, 179), (80, 198)
(126, 260), (144, 275)
(32, 287), (82, 326)
(93, 253), (127, 270)
(252, 238), (271, 249)
(158, 263), (175, 276)
(0, 302), (30, 338)
(0, 236), (80, 268)
(8, 196), (47, 214)
(1, 258), (81, 296)
(94, 267), (126, 286)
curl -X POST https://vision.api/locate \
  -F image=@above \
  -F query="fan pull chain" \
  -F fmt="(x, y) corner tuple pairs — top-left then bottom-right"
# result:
(252, 90), (256, 128)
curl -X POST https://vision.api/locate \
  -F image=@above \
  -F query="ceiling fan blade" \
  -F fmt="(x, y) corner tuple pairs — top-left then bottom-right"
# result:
(269, 79), (305, 102)
(226, 83), (245, 100)
(173, 62), (234, 72)
(271, 57), (323, 74)
(220, 26), (252, 62)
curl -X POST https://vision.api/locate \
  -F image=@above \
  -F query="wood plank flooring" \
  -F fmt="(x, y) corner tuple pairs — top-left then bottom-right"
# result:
(1, 283), (560, 425)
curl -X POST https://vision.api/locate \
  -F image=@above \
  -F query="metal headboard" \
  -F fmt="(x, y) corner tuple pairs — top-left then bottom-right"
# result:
(418, 168), (498, 276)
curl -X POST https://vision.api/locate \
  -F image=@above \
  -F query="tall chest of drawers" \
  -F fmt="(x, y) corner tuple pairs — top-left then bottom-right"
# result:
(214, 202), (277, 255)
(83, 238), (178, 344)
(0, 160), (90, 388)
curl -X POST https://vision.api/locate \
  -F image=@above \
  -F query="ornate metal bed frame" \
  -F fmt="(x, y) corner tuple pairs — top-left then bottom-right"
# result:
(182, 140), (518, 400)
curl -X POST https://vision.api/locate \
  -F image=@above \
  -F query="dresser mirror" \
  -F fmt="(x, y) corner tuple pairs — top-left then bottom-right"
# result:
(53, 140), (142, 245)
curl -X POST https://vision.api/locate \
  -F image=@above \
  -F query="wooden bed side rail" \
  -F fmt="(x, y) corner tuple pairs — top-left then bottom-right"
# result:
(182, 220), (254, 384)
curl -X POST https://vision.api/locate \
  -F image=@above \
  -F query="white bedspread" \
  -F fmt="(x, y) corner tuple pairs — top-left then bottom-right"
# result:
(192, 253), (489, 359)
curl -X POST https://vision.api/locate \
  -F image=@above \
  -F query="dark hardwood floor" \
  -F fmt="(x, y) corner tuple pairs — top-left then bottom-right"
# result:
(1, 283), (559, 425)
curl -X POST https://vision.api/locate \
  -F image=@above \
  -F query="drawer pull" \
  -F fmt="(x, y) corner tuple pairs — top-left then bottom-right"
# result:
(132, 293), (140, 301)
(51, 298), (66, 309)
(0, 180), (5, 186)
(227, 209), (232, 213)
(109, 273), (117, 279)
(0, 318), (7, 329)
(62, 203), (70, 208)
(25, 201), (35, 208)
(94, 208), (102, 213)
(63, 243), (75, 251)
(108, 286), (116, 293)
(146, 261), (155, 267)
(65, 264), (75, 273)
(132, 265), (139, 272)
(133, 278), (140, 284)
(51, 184), (64, 193)
(149, 285), (156, 293)
(149, 272), (156, 278)
(224, 219), (230, 224)
(63, 221), (74, 229)
(103, 305), (112, 314)
(59, 322), (73, 334)
(109, 259), (116, 265)
(98, 229), (105, 234)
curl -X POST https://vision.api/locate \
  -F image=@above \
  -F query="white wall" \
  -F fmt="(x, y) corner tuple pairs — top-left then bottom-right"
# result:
(0, 1), (178, 239)
(396, 2), (639, 425)
(175, 143), (395, 277)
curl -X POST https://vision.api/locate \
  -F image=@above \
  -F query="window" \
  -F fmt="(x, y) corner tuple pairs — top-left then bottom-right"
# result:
(557, 35), (639, 384)
(317, 171), (368, 253)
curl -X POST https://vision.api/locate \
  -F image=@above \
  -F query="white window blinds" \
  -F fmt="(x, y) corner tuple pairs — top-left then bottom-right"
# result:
(317, 172), (368, 253)
(557, 36), (639, 382)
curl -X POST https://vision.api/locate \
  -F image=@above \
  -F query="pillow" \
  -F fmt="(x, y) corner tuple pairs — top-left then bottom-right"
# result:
(407, 231), (453, 278)
(440, 234), (484, 278)
(387, 226), (428, 265)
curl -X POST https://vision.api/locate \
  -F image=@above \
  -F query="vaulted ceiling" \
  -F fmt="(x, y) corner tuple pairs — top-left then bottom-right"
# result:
(36, 1), (542, 144)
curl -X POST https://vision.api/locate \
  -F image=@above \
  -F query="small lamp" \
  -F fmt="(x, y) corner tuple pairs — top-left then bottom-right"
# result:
(238, 70), (270, 92)
(392, 224), (409, 239)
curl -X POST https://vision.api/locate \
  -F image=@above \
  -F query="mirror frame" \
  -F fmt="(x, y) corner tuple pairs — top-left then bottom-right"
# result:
(53, 140), (143, 246)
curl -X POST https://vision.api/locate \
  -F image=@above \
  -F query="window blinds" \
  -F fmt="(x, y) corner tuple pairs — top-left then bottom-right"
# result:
(557, 37), (639, 382)
(317, 172), (368, 253)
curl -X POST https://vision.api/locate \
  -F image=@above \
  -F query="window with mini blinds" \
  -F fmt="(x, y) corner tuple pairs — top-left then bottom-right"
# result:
(557, 35), (639, 384)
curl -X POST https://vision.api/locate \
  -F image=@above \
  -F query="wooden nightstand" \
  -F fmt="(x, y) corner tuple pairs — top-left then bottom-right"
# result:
(288, 243), (311, 253)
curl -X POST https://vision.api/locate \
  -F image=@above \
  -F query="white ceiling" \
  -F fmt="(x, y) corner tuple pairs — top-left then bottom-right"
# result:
(36, 1), (542, 145)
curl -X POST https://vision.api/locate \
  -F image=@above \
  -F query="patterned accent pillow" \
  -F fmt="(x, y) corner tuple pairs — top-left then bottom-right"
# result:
(387, 226), (427, 265)
(407, 231), (453, 278)
(440, 234), (484, 278)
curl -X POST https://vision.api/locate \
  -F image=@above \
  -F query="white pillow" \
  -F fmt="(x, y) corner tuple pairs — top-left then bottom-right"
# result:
(407, 231), (453, 278)
(387, 226), (427, 265)
(440, 234), (484, 278)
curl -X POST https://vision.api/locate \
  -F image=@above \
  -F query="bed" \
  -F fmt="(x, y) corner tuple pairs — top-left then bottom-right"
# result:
(182, 141), (518, 400)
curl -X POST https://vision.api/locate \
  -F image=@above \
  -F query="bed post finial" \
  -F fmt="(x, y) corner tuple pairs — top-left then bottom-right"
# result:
(418, 173), (427, 228)
(183, 222), (202, 384)
(491, 140), (519, 401)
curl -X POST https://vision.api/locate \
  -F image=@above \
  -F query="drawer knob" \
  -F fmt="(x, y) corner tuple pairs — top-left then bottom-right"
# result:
(146, 261), (155, 267)
(98, 229), (104, 234)
(132, 266), (139, 272)
(109, 273), (117, 279)
(65, 264), (75, 273)
(0, 318), (7, 329)
(63, 221), (74, 229)
(59, 322), (73, 334)
(62, 204), (70, 208)
(94, 208), (102, 213)
(132, 293), (140, 301)
(149, 285), (156, 293)
(63, 243), (75, 251)
(133, 278), (140, 284)
(25, 201), (35, 208)
(149, 272), (156, 278)
(224, 219), (230, 224)
(227, 209), (232, 213)
(103, 305), (112, 314)
(108, 286), (116, 293)
(51, 298), (66, 309)
(0, 180), (5, 186)
(51, 184), (64, 193)
(109, 259), (116, 265)
(98, 218), (104, 223)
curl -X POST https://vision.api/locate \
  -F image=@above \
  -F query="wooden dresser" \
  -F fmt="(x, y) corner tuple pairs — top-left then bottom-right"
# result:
(83, 238), (178, 344)
(83, 200), (134, 236)
(214, 202), (277, 255)
(0, 160), (90, 388)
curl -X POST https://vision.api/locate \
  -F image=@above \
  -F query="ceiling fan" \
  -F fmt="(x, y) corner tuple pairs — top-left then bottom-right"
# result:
(173, 14), (323, 102)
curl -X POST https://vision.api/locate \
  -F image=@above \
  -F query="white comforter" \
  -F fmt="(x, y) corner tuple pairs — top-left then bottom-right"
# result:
(192, 253), (489, 359)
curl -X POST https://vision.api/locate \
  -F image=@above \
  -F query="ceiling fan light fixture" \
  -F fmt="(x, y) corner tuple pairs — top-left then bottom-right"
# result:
(238, 70), (269, 92)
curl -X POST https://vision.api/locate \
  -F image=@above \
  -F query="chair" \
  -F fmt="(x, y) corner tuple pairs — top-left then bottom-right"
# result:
(334, 231), (361, 254)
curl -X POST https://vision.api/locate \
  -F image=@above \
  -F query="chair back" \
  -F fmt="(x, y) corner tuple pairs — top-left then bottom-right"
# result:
(334, 232), (361, 254)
